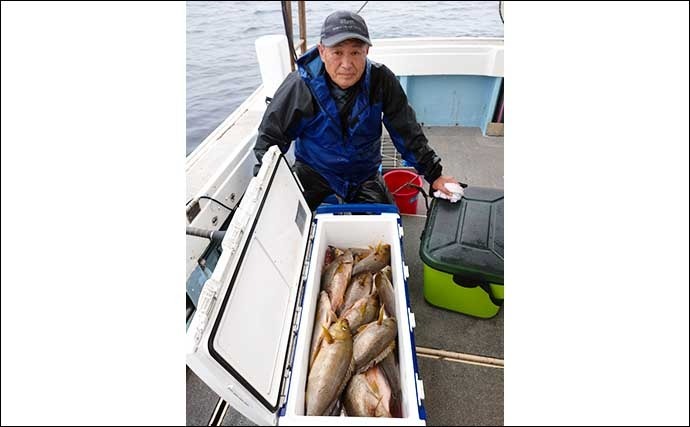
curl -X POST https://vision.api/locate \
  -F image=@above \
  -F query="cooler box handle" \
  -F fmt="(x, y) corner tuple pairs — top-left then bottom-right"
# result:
(452, 274), (503, 307)
(315, 203), (400, 215)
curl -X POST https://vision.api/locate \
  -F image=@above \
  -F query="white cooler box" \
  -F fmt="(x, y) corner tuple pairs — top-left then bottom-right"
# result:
(186, 146), (426, 426)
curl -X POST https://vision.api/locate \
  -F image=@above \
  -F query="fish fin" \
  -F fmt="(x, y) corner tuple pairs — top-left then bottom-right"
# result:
(369, 378), (380, 396)
(309, 339), (322, 368)
(321, 324), (333, 344)
(358, 301), (367, 317)
(374, 395), (383, 411)
(328, 309), (338, 323)
(356, 323), (369, 334)
(378, 304), (385, 324)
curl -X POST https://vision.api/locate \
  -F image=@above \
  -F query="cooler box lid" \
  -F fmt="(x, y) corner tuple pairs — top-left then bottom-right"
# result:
(420, 186), (504, 285)
(203, 145), (312, 418)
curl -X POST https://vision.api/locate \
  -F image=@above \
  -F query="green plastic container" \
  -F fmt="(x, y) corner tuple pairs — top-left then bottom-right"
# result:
(420, 186), (504, 318)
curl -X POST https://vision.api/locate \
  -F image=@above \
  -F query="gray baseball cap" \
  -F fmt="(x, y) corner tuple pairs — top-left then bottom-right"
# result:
(320, 10), (372, 47)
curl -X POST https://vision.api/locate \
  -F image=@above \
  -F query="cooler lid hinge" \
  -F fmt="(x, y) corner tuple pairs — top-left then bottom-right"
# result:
(408, 308), (416, 331)
(186, 278), (221, 354)
(279, 221), (315, 408)
(299, 222), (317, 290)
(416, 373), (425, 406)
(279, 294), (305, 408)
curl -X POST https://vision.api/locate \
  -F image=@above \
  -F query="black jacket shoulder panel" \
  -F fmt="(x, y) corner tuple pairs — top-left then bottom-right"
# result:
(254, 71), (317, 168)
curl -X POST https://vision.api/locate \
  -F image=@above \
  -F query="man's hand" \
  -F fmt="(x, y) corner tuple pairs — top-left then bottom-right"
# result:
(432, 175), (460, 196)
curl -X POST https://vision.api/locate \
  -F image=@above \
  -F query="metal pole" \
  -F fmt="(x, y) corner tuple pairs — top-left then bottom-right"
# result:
(285, 0), (295, 71)
(298, 0), (307, 55)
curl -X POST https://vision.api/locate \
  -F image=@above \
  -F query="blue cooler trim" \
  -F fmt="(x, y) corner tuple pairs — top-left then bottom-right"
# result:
(407, 303), (426, 419)
(398, 218), (412, 310)
(397, 218), (426, 420)
(315, 203), (399, 215)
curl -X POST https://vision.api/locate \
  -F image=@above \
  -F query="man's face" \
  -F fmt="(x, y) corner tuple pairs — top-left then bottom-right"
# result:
(318, 39), (369, 90)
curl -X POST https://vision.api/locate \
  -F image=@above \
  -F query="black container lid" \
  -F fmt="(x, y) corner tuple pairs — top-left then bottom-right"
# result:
(420, 186), (504, 284)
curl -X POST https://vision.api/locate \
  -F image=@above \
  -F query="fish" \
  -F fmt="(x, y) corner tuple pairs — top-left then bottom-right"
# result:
(364, 365), (392, 415)
(343, 366), (392, 417)
(374, 270), (396, 318)
(323, 246), (344, 271)
(338, 272), (373, 316)
(327, 398), (344, 416)
(305, 318), (355, 416)
(321, 250), (353, 313)
(380, 265), (392, 283)
(321, 249), (347, 289)
(379, 351), (402, 418)
(352, 307), (397, 373)
(309, 291), (334, 368)
(340, 292), (380, 333)
(349, 247), (372, 265)
(351, 243), (390, 276)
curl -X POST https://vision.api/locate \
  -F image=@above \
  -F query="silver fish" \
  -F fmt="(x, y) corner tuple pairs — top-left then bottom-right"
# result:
(343, 366), (392, 417)
(321, 249), (348, 290)
(379, 351), (402, 418)
(309, 291), (334, 368)
(340, 292), (380, 333)
(374, 271), (396, 318)
(349, 247), (372, 266)
(351, 243), (390, 276)
(306, 318), (354, 416)
(321, 250), (353, 313)
(327, 399), (344, 417)
(338, 272), (373, 316)
(353, 307), (397, 373)
(380, 265), (392, 283)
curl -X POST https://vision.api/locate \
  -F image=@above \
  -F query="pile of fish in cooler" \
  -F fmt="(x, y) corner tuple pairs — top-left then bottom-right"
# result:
(306, 243), (402, 418)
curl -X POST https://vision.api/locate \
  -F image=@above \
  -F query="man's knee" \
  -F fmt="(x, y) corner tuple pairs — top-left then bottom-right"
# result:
(351, 175), (394, 205)
(292, 162), (334, 210)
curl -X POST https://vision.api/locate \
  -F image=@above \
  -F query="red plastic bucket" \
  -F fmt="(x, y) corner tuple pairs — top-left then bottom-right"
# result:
(383, 170), (423, 214)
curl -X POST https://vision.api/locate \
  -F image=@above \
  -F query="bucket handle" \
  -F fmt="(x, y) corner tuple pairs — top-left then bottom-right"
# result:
(452, 274), (503, 307)
(389, 176), (422, 196)
(387, 174), (429, 211)
(389, 173), (469, 213)
(406, 181), (469, 212)
(406, 184), (431, 211)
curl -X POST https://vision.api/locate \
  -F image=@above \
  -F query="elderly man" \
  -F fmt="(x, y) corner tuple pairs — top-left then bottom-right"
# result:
(254, 10), (458, 210)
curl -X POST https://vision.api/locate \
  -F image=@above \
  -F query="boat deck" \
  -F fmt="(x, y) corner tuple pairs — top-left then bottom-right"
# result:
(187, 125), (504, 426)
